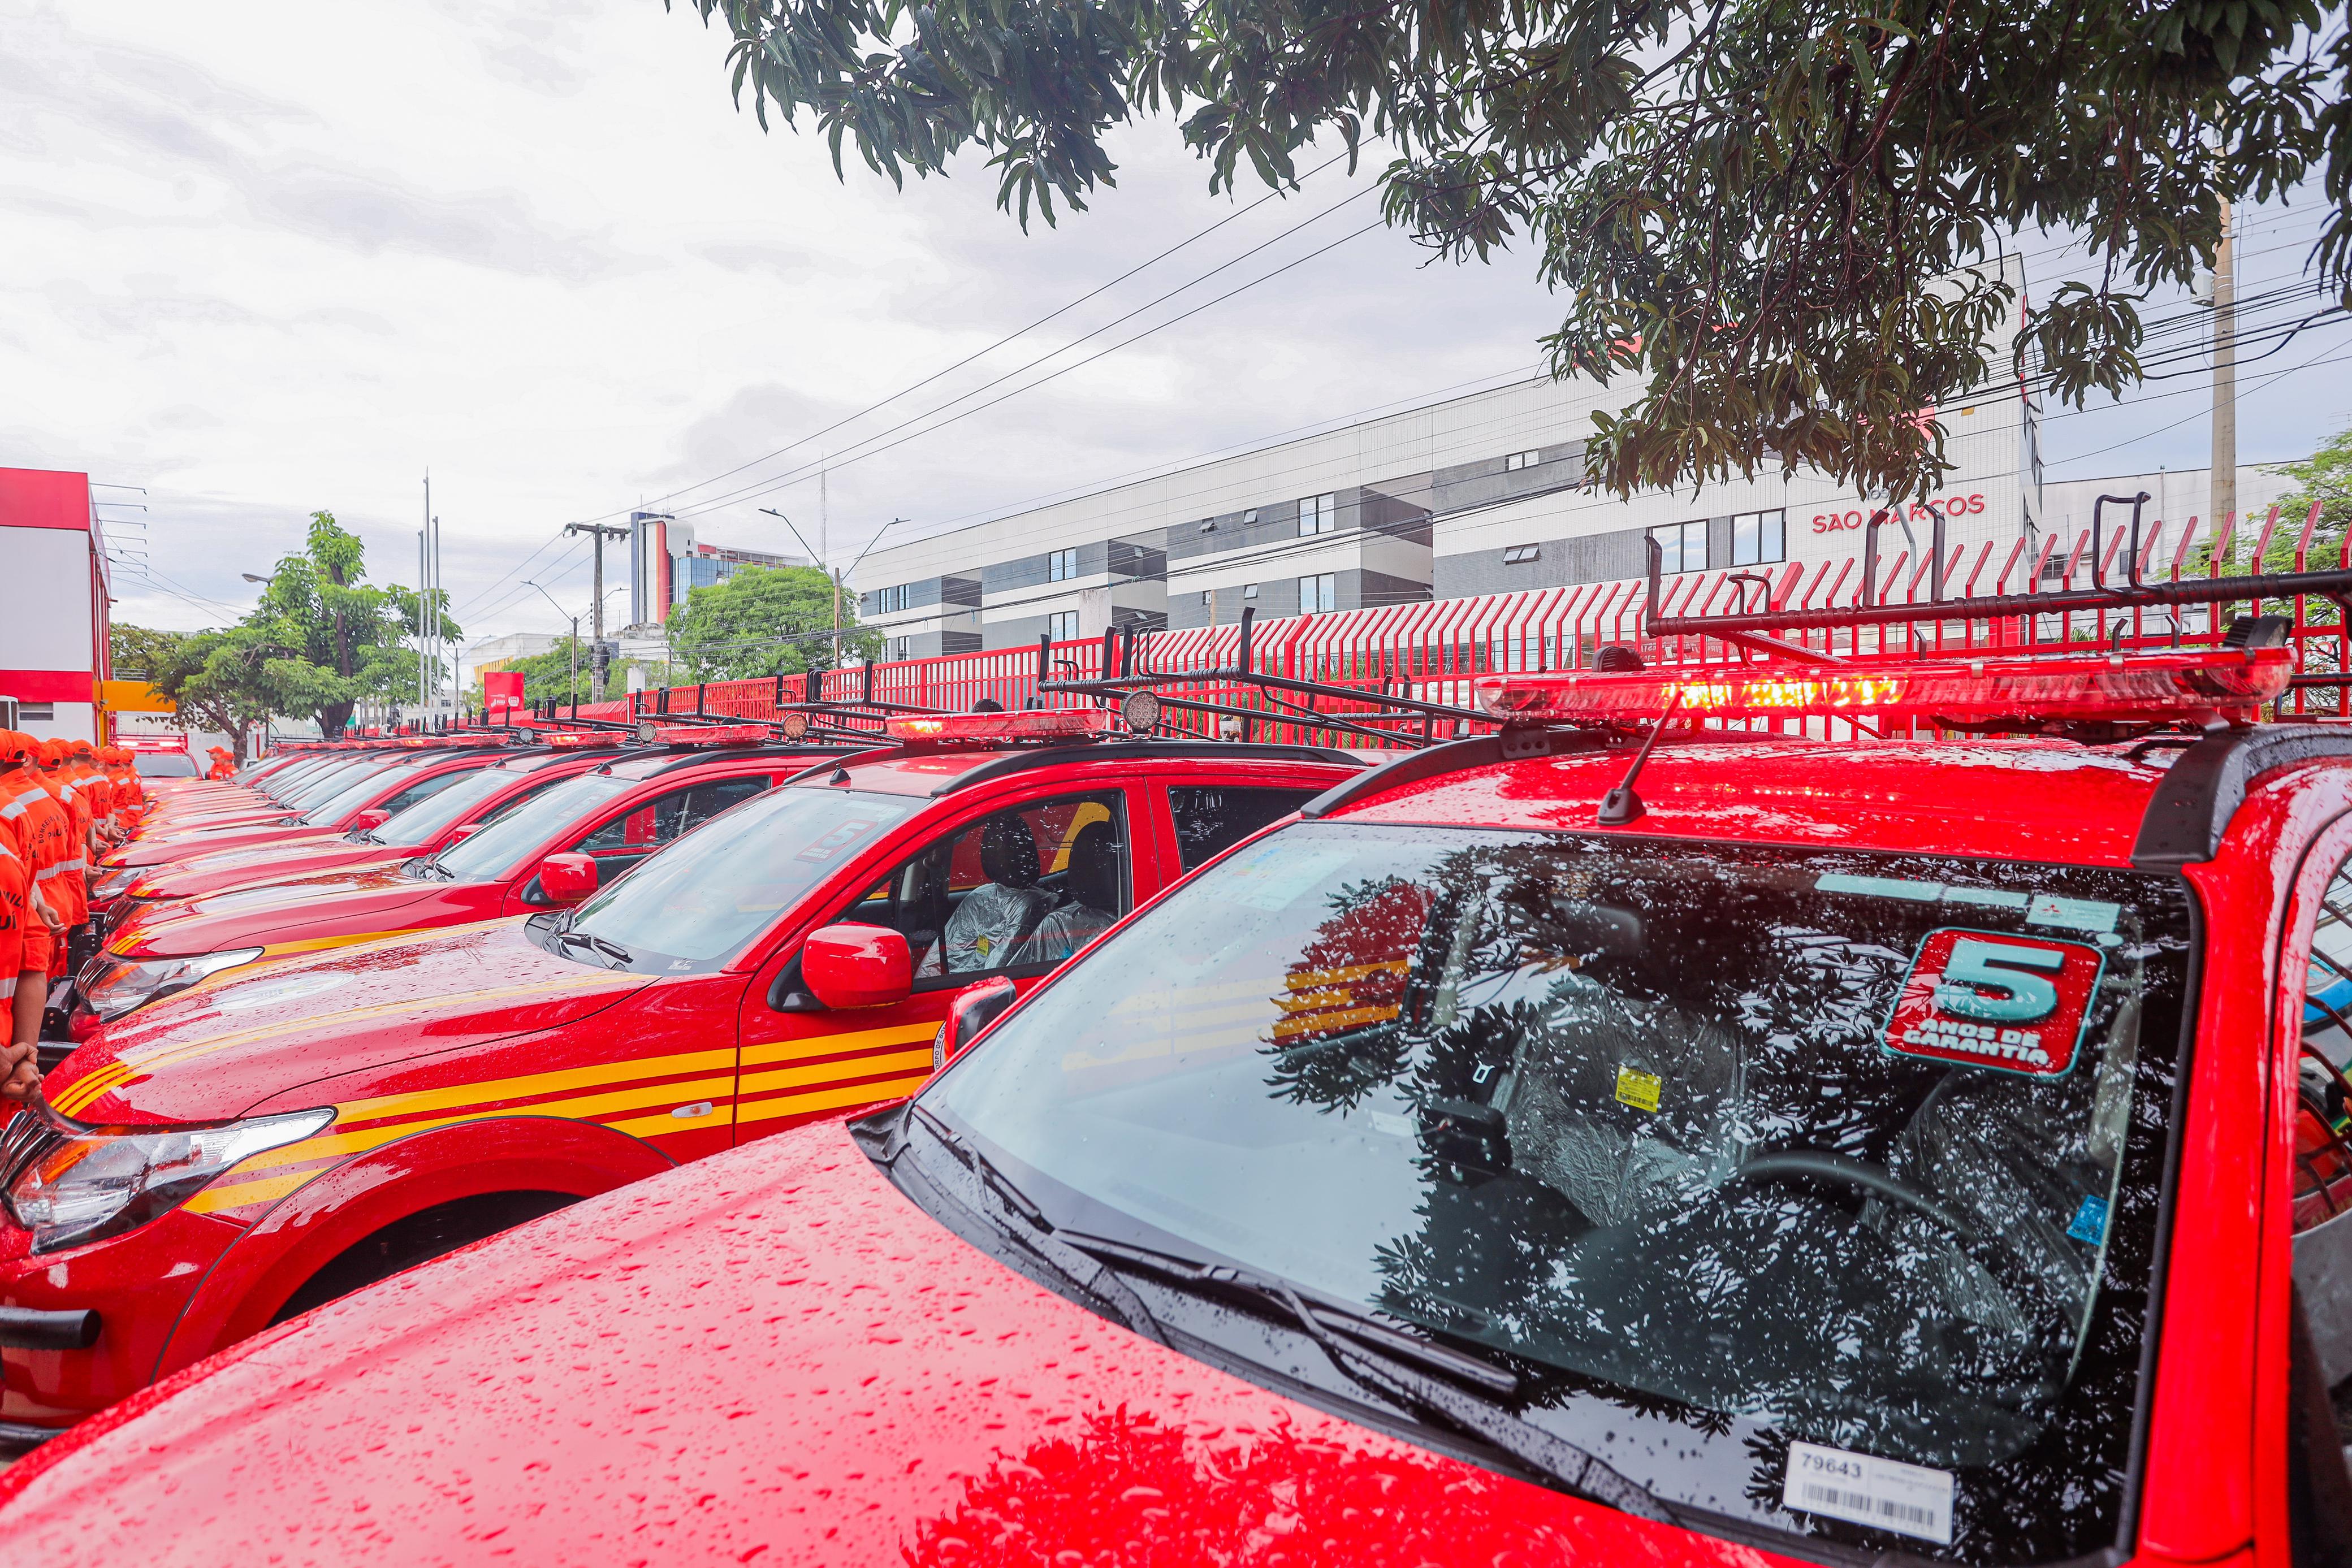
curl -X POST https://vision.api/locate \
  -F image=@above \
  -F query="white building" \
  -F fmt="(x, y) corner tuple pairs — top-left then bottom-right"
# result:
(853, 369), (2042, 655)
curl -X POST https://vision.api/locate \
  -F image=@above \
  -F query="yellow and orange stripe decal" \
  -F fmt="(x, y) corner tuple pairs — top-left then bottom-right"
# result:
(736, 1020), (936, 1128)
(175, 1019), (945, 1222)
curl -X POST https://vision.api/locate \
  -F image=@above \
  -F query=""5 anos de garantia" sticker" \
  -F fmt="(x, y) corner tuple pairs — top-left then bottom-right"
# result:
(1883, 928), (2104, 1077)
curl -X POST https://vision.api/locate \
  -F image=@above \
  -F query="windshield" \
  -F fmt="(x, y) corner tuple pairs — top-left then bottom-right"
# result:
(300, 762), (432, 826)
(924, 824), (2191, 1566)
(427, 772), (633, 883)
(256, 757), (336, 799)
(279, 759), (387, 809)
(373, 764), (534, 847)
(133, 752), (198, 778)
(566, 785), (920, 972)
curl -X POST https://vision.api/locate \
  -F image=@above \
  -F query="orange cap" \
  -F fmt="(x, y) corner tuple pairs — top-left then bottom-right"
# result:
(0, 731), (30, 765)
(69, 738), (94, 757)
(36, 738), (67, 766)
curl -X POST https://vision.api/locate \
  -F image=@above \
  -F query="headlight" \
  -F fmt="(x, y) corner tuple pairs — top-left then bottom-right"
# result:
(79, 947), (265, 1021)
(5, 1108), (334, 1254)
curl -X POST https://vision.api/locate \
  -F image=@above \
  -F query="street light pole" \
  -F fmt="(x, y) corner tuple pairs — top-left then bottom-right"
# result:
(524, 581), (581, 712)
(565, 523), (631, 701)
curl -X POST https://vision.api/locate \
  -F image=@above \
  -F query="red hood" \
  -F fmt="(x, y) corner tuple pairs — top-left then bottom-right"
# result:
(0, 1123), (1776, 1567)
(44, 920), (651, 1123)
(124, 838), (412, 903)
(109, 864), (461, 959)
(110, 816), (321, 867)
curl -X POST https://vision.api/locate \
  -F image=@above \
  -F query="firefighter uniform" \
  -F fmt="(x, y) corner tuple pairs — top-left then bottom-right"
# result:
(0, 734), (64, 985)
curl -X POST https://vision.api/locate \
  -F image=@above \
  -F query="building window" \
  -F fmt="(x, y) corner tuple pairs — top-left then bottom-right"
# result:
(1651, 521), (1708, 574)
(877, 584), (914, 614)
(1503, 450), (1542, 472)
(1298, 493), (1338, 536)
(1299, 573), (1338, 614)
(1199, 518), (1217, 533)
(1045, 610), (1080, 642)
(16, 703), (54, 721)
(1242, 583), (1259, 600)
(1201, 591), (1214, 605)
(1730, 509), (1786, 568)
(1502, 543), (1541, 565)
(890, 636), (910, 660)
(1046, 547), (1080, 582)
(1243, 509), (1259, 524)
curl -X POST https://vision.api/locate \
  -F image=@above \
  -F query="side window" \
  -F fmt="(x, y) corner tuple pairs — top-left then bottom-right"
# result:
(2297, 861), (2352, 1232)
(574, 776), (773, 881)
(374, 770), (472, 817)
(841, 792), (1127, 984)
(2288, 856), (2352, 1560)
(1168, 785), (1320, 871)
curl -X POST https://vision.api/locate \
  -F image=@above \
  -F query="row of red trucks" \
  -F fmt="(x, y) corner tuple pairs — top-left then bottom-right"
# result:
(3, 575), (2352, 1568)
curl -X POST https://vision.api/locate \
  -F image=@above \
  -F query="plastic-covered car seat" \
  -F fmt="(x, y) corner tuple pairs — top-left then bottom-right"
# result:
(1017, 821), (1121, 965)
(938, 815), (1053, 972)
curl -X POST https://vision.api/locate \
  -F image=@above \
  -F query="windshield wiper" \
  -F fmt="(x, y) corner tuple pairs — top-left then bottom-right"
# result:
(583, 933), (632, 967)
(906, 1108), (1168, 1348)
(403, 855), (455, 881)
(1054, 1232), (1675, 1524)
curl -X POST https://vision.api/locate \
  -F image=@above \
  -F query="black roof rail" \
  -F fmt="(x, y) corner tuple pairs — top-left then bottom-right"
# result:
(2133, 725), (2352, 868)
(929, 738), (1364, 798)
(633, 741), (863, 779)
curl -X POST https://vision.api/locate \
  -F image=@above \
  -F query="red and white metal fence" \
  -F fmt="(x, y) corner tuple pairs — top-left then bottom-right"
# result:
(550, 502), (2340, 749)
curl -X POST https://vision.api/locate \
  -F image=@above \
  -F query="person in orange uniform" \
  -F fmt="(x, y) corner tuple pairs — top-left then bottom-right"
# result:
(0, 825), (35, 1101)
(67, 739), (111, 845)
(101, 746), (142, 837)
(0, 733), (66, 1097)
(33, 739), (93, 982)
(206, 744), (235, 780)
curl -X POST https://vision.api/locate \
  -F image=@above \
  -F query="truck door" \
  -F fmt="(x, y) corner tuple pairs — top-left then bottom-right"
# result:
(733, 787), (1139, 1142)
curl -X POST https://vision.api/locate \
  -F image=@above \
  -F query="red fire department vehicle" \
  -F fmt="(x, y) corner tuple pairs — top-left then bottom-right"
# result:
(72, 733), (848, 1027)
(0, 711), (1357, 1443)
(88, 745), (636, 940)
(91, 743), (508, 878)
(6, 551), (2352, 1568)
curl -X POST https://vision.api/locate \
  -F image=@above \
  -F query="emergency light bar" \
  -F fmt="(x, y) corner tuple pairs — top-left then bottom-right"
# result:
(628, 724), (772, 746)
(885, 709), (1115, 744)
(535, 731), (630, 750)
(1475, 647), (2294, 727)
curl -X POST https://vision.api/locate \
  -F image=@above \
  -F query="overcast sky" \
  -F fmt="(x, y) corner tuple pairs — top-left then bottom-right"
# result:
(6, 0), (2348, 646)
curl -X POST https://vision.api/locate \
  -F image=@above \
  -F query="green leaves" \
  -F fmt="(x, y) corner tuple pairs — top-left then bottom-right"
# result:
(672, 0), (2350, 500)
(663, 564), (884, 681)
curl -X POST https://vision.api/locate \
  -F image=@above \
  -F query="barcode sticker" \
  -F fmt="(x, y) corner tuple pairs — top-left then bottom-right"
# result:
(1782, 1441), (1955, 1545)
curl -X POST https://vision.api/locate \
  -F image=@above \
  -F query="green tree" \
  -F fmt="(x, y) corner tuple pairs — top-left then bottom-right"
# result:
(109, 625), (276, 764)
(676, 0), (2347, 501)
(664, 565), (880, 681)
(2254, 427), (2352, 573)
(241, 512), (460, 735)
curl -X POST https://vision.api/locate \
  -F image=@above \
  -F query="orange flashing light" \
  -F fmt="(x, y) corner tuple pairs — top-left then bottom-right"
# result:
(1475, 647), (2294, 726)
(884, 708), (1115, 744)
(538, 731), (632, 750)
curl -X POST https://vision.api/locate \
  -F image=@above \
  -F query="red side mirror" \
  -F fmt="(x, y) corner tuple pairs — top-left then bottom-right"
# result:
(351, 808), (391, 831)
(446, 823), (482, 844)
(936, 975), (1019, 1066)
(802, 924), (912, 1010)
(537, 852), (600, 903)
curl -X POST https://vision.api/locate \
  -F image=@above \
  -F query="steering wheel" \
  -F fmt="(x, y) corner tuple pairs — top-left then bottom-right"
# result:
(1719, 1149), (1973, 1236)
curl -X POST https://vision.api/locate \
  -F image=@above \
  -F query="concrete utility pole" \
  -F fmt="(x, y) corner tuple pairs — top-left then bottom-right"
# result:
(565, 522), (630, 700)
(2211, 196), (2237, 537)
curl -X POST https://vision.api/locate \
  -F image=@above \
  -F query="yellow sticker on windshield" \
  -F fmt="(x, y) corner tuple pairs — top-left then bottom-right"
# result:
(1615, 1065), (1662, 1113)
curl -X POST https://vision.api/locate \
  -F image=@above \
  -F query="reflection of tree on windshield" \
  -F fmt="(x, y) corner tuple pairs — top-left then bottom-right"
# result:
(1253, 840), (2130, 1477)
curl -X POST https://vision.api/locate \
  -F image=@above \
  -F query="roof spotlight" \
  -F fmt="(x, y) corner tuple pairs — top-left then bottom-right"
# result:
(778, 711), (811, 741)
(1119, 689), (1162, 734)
